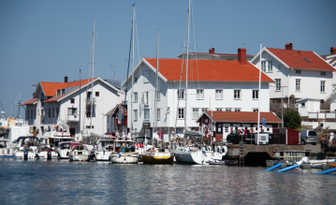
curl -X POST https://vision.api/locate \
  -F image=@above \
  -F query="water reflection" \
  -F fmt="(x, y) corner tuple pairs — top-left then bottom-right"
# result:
(1, 160), (336, 204)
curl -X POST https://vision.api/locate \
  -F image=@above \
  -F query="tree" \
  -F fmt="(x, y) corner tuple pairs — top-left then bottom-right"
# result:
(283, 110), (301, 129)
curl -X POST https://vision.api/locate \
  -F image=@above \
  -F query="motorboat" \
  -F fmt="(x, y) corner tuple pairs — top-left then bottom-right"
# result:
(94, 138), (115, 161)
(36, 144), (58, 160)
(141, 147), (174, 165)
(13, 136), (39, 160)
(69, 143), (90, 161)
(0, 138), (14, 158)
(57, 141), (78, 159)
(110, 139), (139, 164)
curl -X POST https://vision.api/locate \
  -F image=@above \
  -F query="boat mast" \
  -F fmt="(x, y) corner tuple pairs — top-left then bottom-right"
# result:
(131, 4), (135, 132)
(258, 42), (262, 141)
(90, 17), (95, 132)
(185, 0), (191, 139)
(154, 33), (159, 133)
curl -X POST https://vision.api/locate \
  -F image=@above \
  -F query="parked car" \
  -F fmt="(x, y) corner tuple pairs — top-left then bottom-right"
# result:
(227, 129), (253, 144)
(300, 130), (318, 145)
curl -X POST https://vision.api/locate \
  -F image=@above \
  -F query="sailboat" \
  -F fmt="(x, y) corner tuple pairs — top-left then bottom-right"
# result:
(141, 33), (174, 165)
(173, 0), (227, 164)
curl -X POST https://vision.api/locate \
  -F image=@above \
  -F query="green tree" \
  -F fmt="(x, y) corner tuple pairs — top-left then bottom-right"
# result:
(283, 110), (301, 129)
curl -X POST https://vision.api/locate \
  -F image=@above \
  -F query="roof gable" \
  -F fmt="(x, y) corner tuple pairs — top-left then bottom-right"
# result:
(266, 48), (335, 71)
(143, 58), (274, 83)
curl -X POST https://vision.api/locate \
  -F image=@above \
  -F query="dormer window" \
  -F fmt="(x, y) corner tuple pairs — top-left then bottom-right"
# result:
(296, 70), (301, 74)
(304, 58), (311, 63)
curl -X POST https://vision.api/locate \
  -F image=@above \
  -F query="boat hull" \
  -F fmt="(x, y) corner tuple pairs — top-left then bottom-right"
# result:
(69, 154), (89, 161)
(110, 152), (139, 164)
(141, 152), (174, 164)
(95, 151), (112, 161)
(36, 151), (58, 160)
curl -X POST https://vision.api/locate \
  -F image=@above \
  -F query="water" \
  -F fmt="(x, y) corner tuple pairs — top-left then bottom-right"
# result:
(0, 160), (335, 205)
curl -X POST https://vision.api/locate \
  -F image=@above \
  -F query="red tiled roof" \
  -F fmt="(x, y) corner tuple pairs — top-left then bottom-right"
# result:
(21, 98), (38, 105)
(144, 58), (273, 82)
(267, 48), (335, 71)
(40, 78), (95, 97)
(204, 111), (282, 123)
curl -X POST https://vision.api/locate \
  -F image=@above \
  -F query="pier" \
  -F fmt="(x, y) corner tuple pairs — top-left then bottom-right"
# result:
(226, 144), (312, 166)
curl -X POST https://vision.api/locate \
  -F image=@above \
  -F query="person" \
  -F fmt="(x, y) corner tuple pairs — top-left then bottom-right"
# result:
(121, 143), (126, 152)
(127, 131), (131, 140)
(319, 135), (331, 154)
(212, 136), (216, 151)
(329, 131), (334, 146)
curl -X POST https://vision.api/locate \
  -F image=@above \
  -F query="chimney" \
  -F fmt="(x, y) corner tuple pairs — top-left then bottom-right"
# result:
(209, 48), (215, 54)
(64, 76), (68, 83)
(285, 43), (293, 50)
(238, 48), (246, 64)
(331, 47), (336, 55)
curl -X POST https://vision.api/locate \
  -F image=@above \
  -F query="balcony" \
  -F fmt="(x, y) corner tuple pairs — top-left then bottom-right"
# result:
(68, 115), (79, 122)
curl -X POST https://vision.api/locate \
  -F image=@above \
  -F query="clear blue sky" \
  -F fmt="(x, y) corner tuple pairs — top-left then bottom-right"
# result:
(0, 0), (335, 119)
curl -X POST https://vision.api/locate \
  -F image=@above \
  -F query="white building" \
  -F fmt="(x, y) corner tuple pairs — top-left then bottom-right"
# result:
(251, 43), (336, 117)
(321, 47), (336, 69)
(123, 48), (274, 139)
(22, 76), (124, 140)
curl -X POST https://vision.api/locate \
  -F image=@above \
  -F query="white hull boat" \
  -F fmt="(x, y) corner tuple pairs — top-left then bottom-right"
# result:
(69, 144), (90, 161)
(13, 136), (39, 160)
(57, 142), (78, 159)
(0, 139), (14, 158)
(110, 139), (139, 164)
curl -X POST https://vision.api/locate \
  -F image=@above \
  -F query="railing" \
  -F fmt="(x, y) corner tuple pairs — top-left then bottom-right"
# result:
(308, 111), (336, 119)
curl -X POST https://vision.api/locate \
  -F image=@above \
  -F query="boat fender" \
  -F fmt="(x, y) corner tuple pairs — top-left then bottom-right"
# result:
(66, 151), (69, 156)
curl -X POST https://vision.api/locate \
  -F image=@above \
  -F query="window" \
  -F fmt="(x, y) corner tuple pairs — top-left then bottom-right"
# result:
(134, 77), (138, 83)
(217, 124), (222, 134)
(144, 108), (150, 120)
(261, 61), (266, 72)
(275, 79), (281, 91)
(234, 90), (241, 99)
(68, 108), (77, 116)
(197, 89), (204, 100)
(253, 90), (259, 99)
(216, 89), (223, 100)
(52, 108), (54, 117)
(321, 72), (326, 76)
(156, 91), (160, 101)
(267, 61), (273, 72)
(321, 81), (326, 93)
(234, 108), (241, 112)
(70, 98), (75, 103)
(216, 108), (223, 111)
(225, 108), (232, 112)
(144, 91), (149, 105)
(27, 110), (30, 119)
(296, 79), (301, 91)
(95, 92), (99, 97)
(157, 109), (160, 121)
(134, 109), (138, 121)
(296, 70), (301, 74)
(143, 71), (149, 83)
(253, 108), (258, 112)
(201, 108), (208, 113)
(192, 108), (199, 119)
(301, 103), (305, 108)
(178, 108), (185, 119)
(303, 58), (311, 63)
(178, 89), (185, 99)
(134, 92), (138, 103)
(48, 108), (51, 118)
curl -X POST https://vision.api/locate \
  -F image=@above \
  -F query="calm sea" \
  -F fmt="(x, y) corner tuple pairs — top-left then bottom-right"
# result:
(0, 159), (335, 205)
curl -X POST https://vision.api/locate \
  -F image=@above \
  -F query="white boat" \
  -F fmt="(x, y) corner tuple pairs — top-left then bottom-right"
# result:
(110, 139), (139, 164)
(0, 138), (14, 158)
(36, 144), (58, 160)
(69, 143), (90, 161)
(57, 141), (78, 159)
(94, 138), (114, 161)
(13, 136), (39, 160)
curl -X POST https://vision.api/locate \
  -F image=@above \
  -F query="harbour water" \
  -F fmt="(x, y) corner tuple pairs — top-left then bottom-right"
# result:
(0, 159), (335, 204)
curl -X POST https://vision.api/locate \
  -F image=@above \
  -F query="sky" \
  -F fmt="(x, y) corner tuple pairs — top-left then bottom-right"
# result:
(0, 0), (335, 119)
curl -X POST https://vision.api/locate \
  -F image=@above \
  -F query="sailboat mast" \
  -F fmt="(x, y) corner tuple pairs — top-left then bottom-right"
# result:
(185, 0), (191, 133)
(258, 42), (262, 141)
(90, 17), (96, 131)
(154, 33), (159, 133)
(131, 4), (135, 132)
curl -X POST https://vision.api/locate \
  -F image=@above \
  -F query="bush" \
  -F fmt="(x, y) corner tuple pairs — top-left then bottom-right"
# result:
(283, 110), (302, 129)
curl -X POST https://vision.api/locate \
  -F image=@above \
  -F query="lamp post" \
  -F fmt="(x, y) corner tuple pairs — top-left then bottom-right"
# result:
(281, 86), (288, 128)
